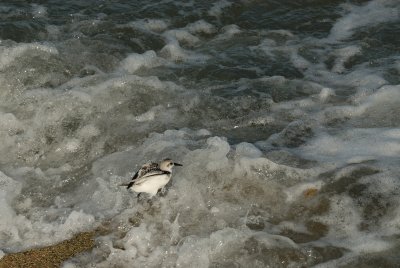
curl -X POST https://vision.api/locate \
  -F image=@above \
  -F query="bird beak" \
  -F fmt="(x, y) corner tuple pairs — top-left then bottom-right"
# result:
(174, 163), (183, 166)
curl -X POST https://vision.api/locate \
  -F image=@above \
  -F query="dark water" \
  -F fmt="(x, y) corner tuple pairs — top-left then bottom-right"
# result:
(0, 1), (399, 267)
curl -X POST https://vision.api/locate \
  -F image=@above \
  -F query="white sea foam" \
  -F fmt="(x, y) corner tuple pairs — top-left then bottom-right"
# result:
(163, 29), (200, 46)
(0, 170), (96, 252)
(0, 1), (399, 267)
(160, 42), (209, 63)
(297, 128), (400, 165)
(208, 0), (232, 17)
(311, 68), (388, 92)
(158, 20), (214, 63)
(186, 20), (217, 35)
(0, 112), (23, 134)
(284, 181), (324, 202)
(291, 51), (311, 70)
(331, 45), (361, 73)
(130, 19), (169, 32)
(0, 43), (58, 70)
(318, 87), (335, 103)
(314, 195), (393, 254)
(120, 50), (164, 73)
(218, 24), (241, 39)
(329, 0), (399, 41)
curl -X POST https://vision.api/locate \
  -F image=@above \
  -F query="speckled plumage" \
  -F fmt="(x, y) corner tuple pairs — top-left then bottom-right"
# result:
(123, 159), (182, 197)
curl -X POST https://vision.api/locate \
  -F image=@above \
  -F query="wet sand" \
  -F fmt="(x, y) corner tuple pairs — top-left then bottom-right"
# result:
(0, 232), (94, 268)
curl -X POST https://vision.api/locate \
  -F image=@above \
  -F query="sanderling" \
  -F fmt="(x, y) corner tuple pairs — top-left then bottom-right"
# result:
(121, 159), (182, 197)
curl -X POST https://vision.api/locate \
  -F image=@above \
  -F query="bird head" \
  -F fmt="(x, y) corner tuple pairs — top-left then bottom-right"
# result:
(160, 159), (183, 172)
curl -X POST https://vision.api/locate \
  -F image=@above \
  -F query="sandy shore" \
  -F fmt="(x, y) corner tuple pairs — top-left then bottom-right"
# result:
(0, 232), (95, 268)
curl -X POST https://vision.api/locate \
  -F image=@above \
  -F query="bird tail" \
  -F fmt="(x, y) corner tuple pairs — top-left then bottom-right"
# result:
(119, 182), (134, 189)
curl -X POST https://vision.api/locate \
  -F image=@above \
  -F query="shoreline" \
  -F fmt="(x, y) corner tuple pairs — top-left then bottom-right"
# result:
(0, 232), (95, 268)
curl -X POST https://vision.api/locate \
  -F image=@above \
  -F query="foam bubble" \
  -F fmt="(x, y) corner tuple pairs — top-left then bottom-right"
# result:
(212, 24), (242, 42)
(120, 50), (163, 73)
(130, 19), (169, 32)
(63, 139), (81, 153)
(160, 43), (188, 61)
(318, 88), (335, 103)
(163, 29), (200, 46)
(159, 42), (209, 63)
(186, 20), (217, 35)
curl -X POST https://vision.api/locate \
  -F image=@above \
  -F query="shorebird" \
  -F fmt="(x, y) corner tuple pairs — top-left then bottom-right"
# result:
(121, 159), (182, 197)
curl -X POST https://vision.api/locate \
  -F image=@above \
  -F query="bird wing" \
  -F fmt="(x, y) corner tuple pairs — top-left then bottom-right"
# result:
(126, 180), (135, 189)
(139, 162), (159, 177)
(130, 162), (158, 180)
(126, 162), (159, 189)
(132, 170), (171, 186)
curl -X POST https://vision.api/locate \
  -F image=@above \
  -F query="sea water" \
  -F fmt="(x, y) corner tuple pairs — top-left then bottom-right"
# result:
(0, 0), (399, 267)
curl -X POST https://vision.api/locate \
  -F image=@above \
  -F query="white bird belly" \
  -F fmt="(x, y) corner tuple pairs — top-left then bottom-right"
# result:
(131, 174), (170, 196)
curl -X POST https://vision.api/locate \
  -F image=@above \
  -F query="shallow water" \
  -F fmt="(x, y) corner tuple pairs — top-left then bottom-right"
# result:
(0, 0), (399, 267)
